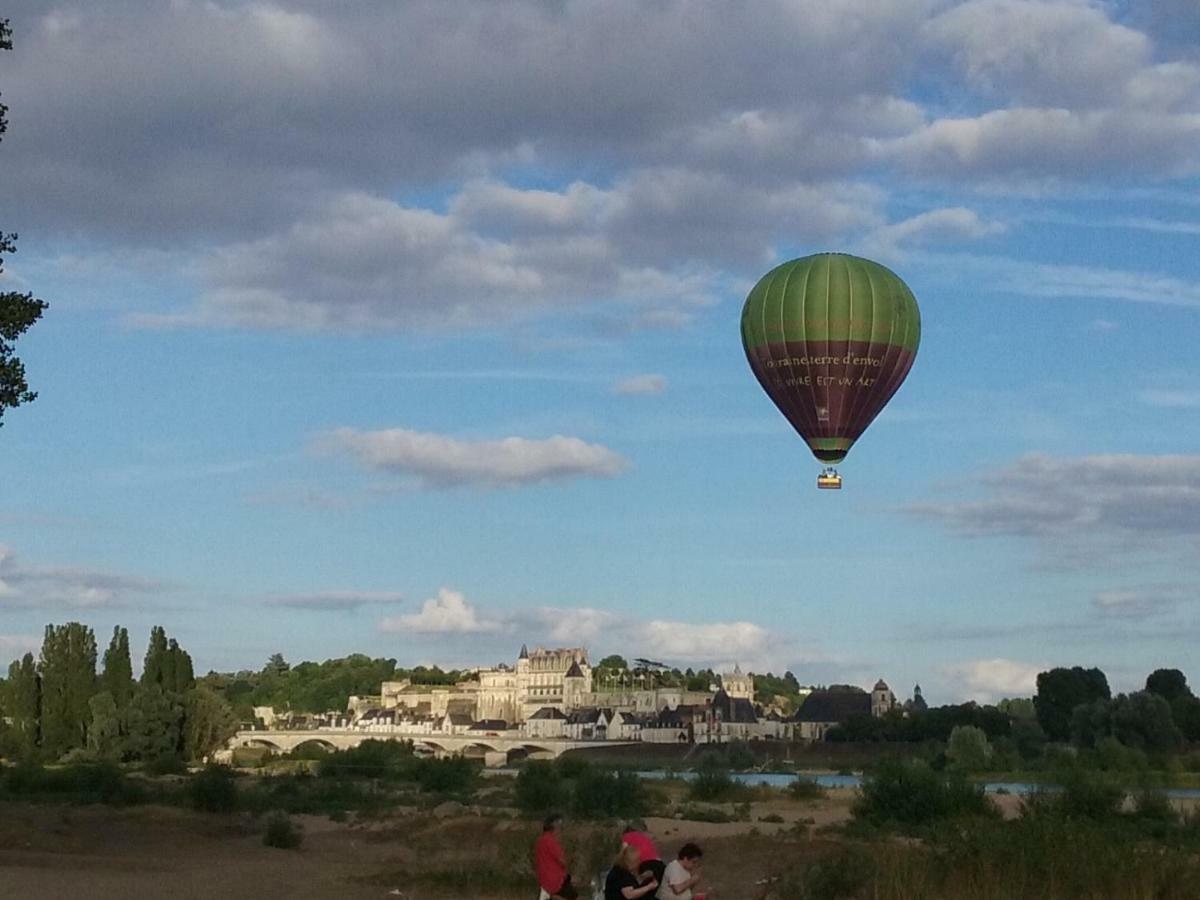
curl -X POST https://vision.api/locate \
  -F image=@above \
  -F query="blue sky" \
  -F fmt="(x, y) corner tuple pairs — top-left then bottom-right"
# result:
(2, 0), (1200, 704)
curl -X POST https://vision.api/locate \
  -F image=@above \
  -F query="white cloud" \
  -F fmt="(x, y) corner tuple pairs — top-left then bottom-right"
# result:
(638, 620), (773, 665)
(882, 107), (1200, 179)
(320, 426), (628, 488)
(378, 597), (794, 671)
(380, 588), (500, 634)
(263, 591), (405, 611)
(924, 0), (1151, 108)
(614, 374), (668, 396)
(940, 658), (1045, 702)
(863, 207), (1004, 254)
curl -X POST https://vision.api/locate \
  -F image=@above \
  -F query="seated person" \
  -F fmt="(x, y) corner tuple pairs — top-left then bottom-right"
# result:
(622, 820), (665, 886)
(657, 843), (704, 900)
(605, 844), (659, 900)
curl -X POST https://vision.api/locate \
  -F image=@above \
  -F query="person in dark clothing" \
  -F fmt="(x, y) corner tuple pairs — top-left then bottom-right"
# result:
(605, 844), (658, 900)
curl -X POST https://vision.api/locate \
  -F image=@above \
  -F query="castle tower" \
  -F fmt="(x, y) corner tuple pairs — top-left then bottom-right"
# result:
(563, 660), (585, 711)
(721, 663), (755, 701)
(871, 679), (896, 718)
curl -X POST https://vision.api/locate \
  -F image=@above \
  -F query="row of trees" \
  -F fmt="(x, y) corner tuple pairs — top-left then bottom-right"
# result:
(592, 655), (808, 711)
(828, 666), (1198, 767)
(198, 654), (471, 719)
(0, 623), (235, 765)
(1034, 666), (1200, 750)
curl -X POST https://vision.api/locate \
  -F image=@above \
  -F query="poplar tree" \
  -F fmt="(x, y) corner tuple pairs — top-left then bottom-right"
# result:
(101, 626), (134, 708)
(142, 626), (169, 687)
(7, 652), (40, 753)
(38, 622), (97, 758)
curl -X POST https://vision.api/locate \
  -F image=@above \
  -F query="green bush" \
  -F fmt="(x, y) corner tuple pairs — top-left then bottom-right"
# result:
(1027, 768), (1123, 821)
(800, 845), (876, 900)
(853, 759), (992, 828)
(2, 761), (144, 805)
(571, 768), (646, 820)
(515, 760), (566, 814)
(262, 811), (303, 849)
(788, 778), (825, 800)
(190, 765), (238, 813)
(317, 739), (416, 780)
(145, 754), (188, 776)
(414, 756), (477, 795)
(688, 768), (744, 803)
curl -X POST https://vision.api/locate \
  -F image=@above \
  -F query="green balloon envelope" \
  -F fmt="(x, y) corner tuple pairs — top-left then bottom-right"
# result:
(740, 253), (921, 464)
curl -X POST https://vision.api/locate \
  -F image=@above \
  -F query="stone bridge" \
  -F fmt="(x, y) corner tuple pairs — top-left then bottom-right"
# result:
(229, 729), (634, 765)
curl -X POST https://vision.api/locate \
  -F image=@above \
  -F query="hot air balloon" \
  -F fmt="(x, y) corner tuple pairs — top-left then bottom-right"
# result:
(740, 253), (920, 489)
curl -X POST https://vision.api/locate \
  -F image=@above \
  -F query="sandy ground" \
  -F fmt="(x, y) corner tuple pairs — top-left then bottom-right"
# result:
(0, 792), (1194, 899)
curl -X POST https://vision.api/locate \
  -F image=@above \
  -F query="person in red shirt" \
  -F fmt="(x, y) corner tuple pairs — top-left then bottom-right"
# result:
(535, 812), (578, 900)
(622, 820), (664, 886)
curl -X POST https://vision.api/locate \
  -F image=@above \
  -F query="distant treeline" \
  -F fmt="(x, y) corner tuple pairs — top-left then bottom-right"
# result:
(827, 666), (1200, 772)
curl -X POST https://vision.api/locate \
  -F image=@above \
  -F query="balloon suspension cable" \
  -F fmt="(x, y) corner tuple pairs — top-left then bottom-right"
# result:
(817, 467), (843, 490)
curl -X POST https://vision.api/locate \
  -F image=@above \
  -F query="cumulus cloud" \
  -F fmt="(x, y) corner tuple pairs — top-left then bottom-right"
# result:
(263, 591), (405, 611)
(5, 0), (1200, 337)
(0, 545), (170, 610)
(320, 426), (627, 488)
(380, 588), (500, 634)
(924, 0), (1151, 108)
(614, 374), (668, 396)
(135, 174), (879, 332)
(377, 594), (794, 671)
(940, 658), (1045, 702)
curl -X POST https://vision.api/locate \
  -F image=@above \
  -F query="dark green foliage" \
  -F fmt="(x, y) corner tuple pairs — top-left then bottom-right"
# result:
(141, 627), (169, 689)
(787, 777), (825, 800)
(190, 764), (239, 812)
(515, 757), (645, 820)
(415, 756), (477, 795)
(316, 738), (416, 779)
(570, 767), (646, 819)
(1146, 669), (1190, 704)
(793, 845), (876, 900)
(1027, 768), (1124, 820)
(1034, 666), (1110, 742)
(828, 702), (1012, 744)
(515, 760), (566, 813)
(262, 811), (303, 849)
(688, 767), (743, 802)
(1, 760), (144, 805)
(853, 759), (993, 828)
(204, 653), (402, 714)
(1072, 691), (1182, 753)
(38, 622), (98, 759)
(122, 684), (184, 763)
(7, 652), (40, 755)
(141, 627), (194, 694)
(87, 691), (121, 758)
(101, 627), (134, 709)
(183, 686), (237, 761)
